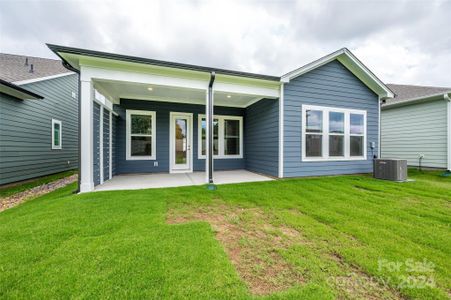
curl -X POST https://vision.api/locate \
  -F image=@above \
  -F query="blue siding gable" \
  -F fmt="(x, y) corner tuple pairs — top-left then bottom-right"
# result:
(283, 60), (379, 177)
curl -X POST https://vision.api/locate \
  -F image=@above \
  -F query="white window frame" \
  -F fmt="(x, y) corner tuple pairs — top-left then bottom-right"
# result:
(301, 105), (367, 162)
(51, 119), (62, 150)
(126, 109), (156, 160)
(198, 114), (243, 159)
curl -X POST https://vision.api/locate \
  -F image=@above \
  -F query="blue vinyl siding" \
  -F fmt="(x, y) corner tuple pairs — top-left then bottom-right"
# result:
(0, 74), (78, 185)
(93, 102), (101, 186)
(112, 115), (117, 176)
(245, 99), (279, 177)
(103, 109), (110, 180)
(283, 60), (379, 177)
(114, 99), (245, 174)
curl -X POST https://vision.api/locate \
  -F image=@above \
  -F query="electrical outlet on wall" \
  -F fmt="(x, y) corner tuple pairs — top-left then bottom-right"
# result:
(154, 161), (158, 167)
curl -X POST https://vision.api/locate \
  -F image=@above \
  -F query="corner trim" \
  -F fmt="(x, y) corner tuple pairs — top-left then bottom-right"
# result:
(446, 94), (451, 171)
(278, 83), (284, 178)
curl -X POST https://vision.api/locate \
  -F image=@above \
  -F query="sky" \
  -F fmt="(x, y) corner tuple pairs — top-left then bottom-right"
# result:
(1, 0), (450, 87)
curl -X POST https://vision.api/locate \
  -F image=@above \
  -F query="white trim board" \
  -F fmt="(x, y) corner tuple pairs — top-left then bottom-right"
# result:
(13, 72), (74, 85)
(446, 94), (451, 171)
(281, 48), (394, 99)
(278, 83), (284, 178)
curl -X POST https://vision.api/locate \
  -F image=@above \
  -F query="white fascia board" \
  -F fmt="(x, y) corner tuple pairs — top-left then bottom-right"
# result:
(13, 72), (75, 85)
(281, 48), (394, 99)
(80, 65), (208, 91)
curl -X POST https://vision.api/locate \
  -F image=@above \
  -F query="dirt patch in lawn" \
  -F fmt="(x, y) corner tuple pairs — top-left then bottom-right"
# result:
(168, 205), (404, 299)
(168, 205), (304, 295)
(0, 174), (78, 212)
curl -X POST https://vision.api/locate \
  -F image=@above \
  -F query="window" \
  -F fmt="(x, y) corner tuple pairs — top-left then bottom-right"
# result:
(51, 119), (62, 150)
(302, 105), (367, 161)
(198, 115), (243, 159)
(329, 112), (344, 157)
(350, 114), (364, 157)
(126, 110), (156, 160)
(201, 118), (219, 156)
(305, 110), (323, 157)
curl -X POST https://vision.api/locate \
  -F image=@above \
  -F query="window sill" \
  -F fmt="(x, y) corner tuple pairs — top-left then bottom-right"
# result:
(126, 156), (156, 161)
(198, 155), (243, 160)
(302, 156), (367, 162)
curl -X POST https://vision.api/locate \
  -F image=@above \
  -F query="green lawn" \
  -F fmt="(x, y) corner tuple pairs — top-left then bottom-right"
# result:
(0, 170), (449, 299)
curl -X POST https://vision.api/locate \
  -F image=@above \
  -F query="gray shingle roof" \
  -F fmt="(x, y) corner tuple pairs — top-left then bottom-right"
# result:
(0, 53), (70, 83)
(384, 83), (451, 106)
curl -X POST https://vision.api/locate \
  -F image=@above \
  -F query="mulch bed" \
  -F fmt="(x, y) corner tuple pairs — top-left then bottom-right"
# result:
(0, 174), (78, 212)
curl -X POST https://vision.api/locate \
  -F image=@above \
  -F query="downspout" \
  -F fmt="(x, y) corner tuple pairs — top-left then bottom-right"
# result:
(207, 72), (216, 187)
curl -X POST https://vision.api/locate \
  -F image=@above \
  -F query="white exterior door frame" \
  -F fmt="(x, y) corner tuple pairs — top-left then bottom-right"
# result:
(169, 112), (193, 173)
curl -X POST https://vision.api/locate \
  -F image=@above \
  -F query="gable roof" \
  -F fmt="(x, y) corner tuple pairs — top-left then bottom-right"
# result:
(384, 83), (451, 105)
(281, 48), (394, 99)
(47, 44), (393, 99)
(0, 53), (72, 84)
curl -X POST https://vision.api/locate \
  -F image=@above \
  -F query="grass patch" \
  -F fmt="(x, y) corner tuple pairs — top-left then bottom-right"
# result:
(0, 170), (77, 198)
(0, 170), (449, 299)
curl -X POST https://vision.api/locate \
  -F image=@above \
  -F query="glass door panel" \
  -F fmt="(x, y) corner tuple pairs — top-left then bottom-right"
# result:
(175, 118), (187, 165)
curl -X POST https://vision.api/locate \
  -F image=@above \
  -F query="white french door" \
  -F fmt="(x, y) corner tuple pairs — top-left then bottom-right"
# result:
(169, 112), (193, 173)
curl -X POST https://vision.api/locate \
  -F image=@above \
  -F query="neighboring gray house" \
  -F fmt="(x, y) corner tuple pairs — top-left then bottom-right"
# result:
(0, 54), (79, 185)
(381, 84), (451, 171)
(48, 45), (394, 192)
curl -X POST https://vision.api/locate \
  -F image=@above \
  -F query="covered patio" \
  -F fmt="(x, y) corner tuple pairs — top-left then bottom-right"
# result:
(48, 44), (282, 192)
(95, 170), (273, 191)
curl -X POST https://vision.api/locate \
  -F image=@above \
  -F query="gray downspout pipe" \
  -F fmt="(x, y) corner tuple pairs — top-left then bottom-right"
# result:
(208, 72), (216, 185)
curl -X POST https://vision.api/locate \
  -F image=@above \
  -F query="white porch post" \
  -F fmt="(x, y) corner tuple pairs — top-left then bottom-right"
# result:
(79, 78), (95, 192)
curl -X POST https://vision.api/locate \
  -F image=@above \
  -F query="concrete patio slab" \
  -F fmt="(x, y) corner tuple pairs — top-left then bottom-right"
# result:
(95, 170), (273, 191)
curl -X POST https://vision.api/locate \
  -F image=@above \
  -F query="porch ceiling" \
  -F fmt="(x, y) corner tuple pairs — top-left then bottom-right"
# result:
(94, 79), (268, 107)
